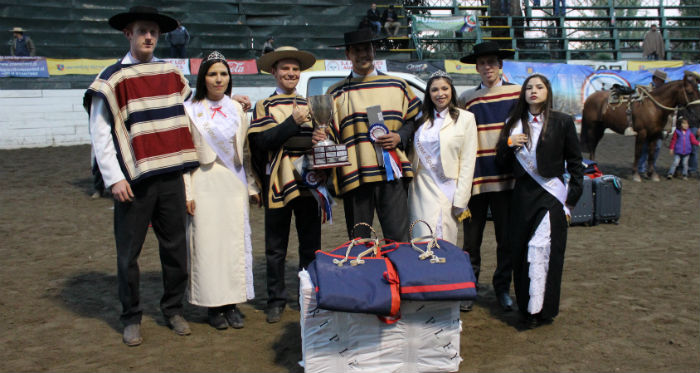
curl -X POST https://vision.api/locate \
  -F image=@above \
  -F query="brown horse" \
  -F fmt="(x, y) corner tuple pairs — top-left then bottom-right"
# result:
(580, 71), (700, 181)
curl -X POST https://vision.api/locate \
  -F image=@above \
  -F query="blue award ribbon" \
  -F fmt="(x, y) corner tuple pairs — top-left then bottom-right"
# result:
(368, 123), (394, 181)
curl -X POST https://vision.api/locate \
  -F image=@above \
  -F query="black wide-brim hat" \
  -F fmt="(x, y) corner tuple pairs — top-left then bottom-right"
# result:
(330, 29), (386, 48)
(459, 41), (515, 64)
(108, 6), (178, 33)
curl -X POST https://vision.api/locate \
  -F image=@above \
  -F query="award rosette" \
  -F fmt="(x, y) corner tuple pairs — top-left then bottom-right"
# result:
(302, 169), (335, 224)
(367, 106), (402, 181)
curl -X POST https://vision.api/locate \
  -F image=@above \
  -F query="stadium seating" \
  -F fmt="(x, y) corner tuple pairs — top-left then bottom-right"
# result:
(0, 0), (380, 59)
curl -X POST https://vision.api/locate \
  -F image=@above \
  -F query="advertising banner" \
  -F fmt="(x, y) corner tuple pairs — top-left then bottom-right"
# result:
(386, 60), (445, 75)
(46, 58), (116, 75)
(568, 60), (627, 71)
(502, 61), (700, 116)
(444, 60), (477, 74)
(162, 58), (191, 75)
(0, 57), (49, 78)
(324, 59), (387, 72)
(189, 59), (258, 75)
(627, 60), (684, 71)
(412, 14), (478, 33)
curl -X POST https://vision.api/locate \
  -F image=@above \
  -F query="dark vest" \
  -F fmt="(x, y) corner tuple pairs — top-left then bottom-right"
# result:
(13, 37), (30, 56)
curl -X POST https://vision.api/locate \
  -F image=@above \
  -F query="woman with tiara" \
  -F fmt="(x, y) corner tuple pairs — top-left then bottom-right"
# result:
(183, 51), (260, 330)
(408, 70), (478, 244)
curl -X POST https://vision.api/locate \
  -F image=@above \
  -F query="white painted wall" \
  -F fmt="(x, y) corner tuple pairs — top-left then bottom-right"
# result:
(0, 87), (275, 150)
(0, 89), (90, 149)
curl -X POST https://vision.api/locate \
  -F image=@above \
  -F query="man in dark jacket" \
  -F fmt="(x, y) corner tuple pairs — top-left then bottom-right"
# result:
(165, 20), (190, 58)
(366, 3), (382, 35)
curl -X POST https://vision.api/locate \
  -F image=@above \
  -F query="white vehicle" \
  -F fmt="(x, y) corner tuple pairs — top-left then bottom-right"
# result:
(297, 70), (426, 101)
(244, 70), (426, 121)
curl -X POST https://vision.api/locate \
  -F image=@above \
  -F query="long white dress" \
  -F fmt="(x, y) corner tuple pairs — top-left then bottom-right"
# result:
(183, 97), (257, 307)
(408, 108), (477, 244)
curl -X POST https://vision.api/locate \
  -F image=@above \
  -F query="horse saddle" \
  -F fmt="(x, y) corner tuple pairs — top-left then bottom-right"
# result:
(608, 84), (637, 105)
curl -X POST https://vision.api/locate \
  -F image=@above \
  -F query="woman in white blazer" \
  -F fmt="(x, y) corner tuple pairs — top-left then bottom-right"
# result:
(408, 71), (478, 244)
(183, 51), (260, 330)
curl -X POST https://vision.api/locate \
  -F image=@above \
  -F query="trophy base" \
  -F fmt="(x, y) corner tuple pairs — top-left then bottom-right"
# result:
(311, 144), (351, 169)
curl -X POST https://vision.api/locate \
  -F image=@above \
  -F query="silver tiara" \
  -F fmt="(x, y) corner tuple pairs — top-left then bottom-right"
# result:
(430, 70), (451, 80)
(205, 50), (226, 63)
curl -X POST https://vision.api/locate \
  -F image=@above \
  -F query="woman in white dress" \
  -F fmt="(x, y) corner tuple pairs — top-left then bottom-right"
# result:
(408, 71), (478, 244)
(183, 51), (260, 330)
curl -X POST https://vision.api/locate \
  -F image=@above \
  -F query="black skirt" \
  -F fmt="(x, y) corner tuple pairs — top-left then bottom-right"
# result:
(509, 173), (568, 320)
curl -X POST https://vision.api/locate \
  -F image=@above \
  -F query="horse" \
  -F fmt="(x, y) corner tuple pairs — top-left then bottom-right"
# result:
(580, 71), (700, 182)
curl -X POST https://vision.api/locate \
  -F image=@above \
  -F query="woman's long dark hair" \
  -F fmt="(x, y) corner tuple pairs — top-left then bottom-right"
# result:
(499, 73), (553, 150)
(193, 53), (232, 102)
(419, 75), (460, 127)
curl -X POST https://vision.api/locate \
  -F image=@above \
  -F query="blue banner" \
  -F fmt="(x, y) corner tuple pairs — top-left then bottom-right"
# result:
(502, 61), (700, 118)
(0, 57), (49, 78)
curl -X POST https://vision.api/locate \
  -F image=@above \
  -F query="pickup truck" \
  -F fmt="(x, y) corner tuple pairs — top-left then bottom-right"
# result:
(296, 70), (426, 100)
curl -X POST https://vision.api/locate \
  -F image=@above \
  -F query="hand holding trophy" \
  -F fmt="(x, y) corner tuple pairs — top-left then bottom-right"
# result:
(307, 94), (351, 169)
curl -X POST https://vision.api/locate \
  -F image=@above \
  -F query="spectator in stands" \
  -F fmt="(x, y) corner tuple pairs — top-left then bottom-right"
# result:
(495, 73), (583, 329)
(500, 0), (510, 15)
(248, 46), (320, 324)
(382, 5), (401, 36)
(457, 41), (520, 313)
(84, 5), (197, 346)
(637, 69), (666, 178)
(165, 20), (190, 58)
(183, 50), (259, 330)
(366, 3), (382, 35)
(358, 16), (372, 31)
(553, 0), (565, 16)
(642, 24), (664, 60)
(9, 27), (35, 56)
(262, 37), (275, 55)
(316, 28), (421, 243)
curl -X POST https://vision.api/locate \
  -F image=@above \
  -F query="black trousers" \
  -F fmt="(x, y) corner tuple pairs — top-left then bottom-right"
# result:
(264, 195), (321, 309)
(342, 180), (410, 242)
(114, 172), (188, 326)
(462, 190), (513, 294)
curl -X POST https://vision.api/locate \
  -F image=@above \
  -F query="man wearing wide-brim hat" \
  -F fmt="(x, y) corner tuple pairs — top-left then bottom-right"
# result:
(84, 5), (199, 346)
(457, 41), (520, 314)
(9, 27), (35, 56)
(652, 69), (667, 88)
(248, 46), (323, 324)
(315, 28), (421, 243)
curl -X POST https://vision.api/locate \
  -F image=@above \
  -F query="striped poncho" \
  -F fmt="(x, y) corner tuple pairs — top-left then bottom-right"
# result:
(248, 93), (314, 208)
(84, 61), (198, 184)
(459, 83), (520, 195)
(326, 73), (421, 195)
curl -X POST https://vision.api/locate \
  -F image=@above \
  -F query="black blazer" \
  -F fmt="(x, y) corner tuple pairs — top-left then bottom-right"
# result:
(496, 111), (584, 206)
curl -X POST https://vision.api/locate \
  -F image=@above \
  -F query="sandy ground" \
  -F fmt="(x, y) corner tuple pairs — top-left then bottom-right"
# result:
(0, 134), (698, 372)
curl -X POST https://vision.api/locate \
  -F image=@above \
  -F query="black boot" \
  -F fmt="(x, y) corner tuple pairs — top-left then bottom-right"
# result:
(208, 307), (228, 330)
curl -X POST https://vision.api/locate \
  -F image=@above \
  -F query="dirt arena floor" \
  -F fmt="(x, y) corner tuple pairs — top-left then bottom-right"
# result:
(1, 134), (698, 372)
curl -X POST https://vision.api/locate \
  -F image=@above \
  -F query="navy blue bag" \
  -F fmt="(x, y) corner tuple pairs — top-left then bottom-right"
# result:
(307, 224), (401, 318)
(381, 220), (477, 301)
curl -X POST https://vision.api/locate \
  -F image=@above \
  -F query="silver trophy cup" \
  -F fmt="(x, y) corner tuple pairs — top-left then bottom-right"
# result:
(307, 94), (350, 169)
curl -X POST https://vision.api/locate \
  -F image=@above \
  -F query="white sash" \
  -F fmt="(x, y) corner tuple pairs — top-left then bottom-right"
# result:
(184, 98), (246, 186)
(511, 119), (570, 216)
(414, 124), (457, 203)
